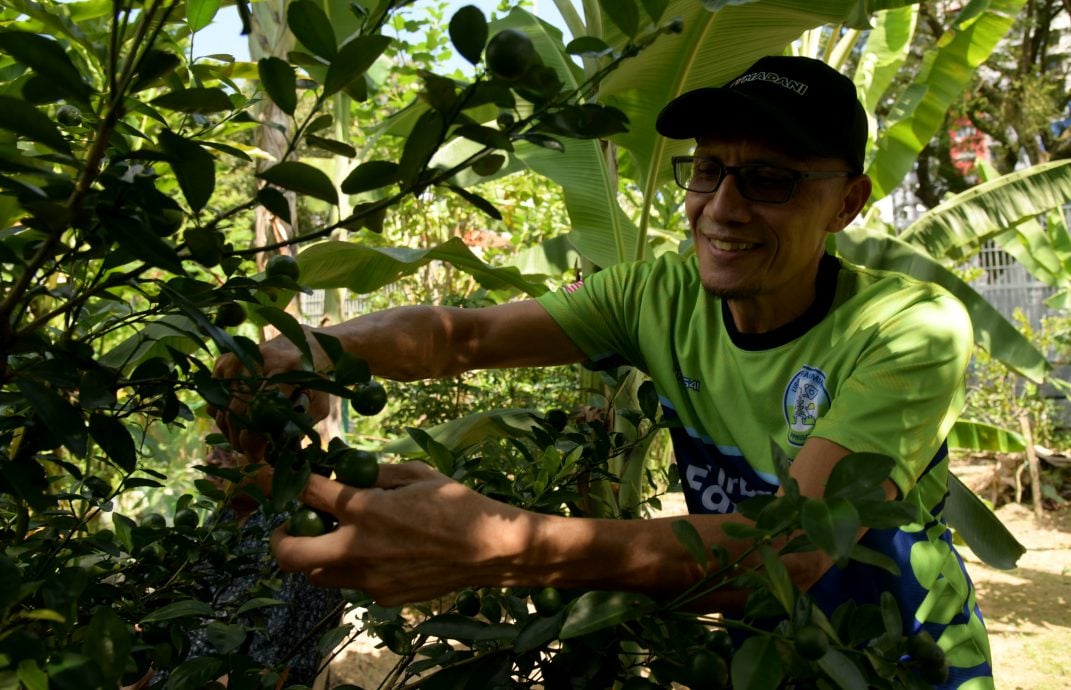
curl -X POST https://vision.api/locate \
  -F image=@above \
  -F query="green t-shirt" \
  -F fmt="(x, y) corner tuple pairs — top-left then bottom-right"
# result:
(536, 252), (993, 689)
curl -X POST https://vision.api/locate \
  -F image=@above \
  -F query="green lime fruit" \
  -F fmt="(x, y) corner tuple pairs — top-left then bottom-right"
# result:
(214, 301), (247, 328)
(173, 508), (198, 528)
(247, 391), (291, 431)
(334, 448), (379, 488)
(709, 630), (734, 659)
(484, 29), (539, 80)
(140, 512), (166, 529)
(265, 253), (300, 281)
(56, 104), (82, 126)
(683, 648), (729, 690)
(455, 589), (481, 617)
(793, 624), (830, 661)
(544, 408), (568, 431)
(286, 506), (327, 537)
(139, 542), (166, 565)
(533, 586), (563, 616)
(352, 380), (388, 416)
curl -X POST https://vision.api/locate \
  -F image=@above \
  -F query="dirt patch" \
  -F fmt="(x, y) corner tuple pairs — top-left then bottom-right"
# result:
(962, 502), (1071, 690)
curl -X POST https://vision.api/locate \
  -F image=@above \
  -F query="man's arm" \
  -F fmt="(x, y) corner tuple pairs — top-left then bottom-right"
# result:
(269, 436), (896, 612)
(211, 300), (586, 453)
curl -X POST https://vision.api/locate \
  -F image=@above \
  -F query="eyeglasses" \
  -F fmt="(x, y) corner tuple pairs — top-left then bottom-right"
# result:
(671, 155), (852, 204)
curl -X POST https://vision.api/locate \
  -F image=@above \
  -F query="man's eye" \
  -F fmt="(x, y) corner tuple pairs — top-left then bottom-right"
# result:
(693, 161), (722, 177)
(746, 167), (794, 188)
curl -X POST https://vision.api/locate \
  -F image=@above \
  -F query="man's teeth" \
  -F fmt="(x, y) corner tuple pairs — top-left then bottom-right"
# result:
(709, 238), (756, 251)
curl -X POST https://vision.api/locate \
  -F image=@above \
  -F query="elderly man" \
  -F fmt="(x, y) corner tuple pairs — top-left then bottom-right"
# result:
(215, 55), (992, 689)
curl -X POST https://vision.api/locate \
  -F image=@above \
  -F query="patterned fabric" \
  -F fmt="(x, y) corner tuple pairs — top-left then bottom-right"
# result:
(536, 251), (993, 688)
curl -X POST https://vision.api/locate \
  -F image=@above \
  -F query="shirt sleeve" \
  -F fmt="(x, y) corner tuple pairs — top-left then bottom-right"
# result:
(534, 260), (653, 372)
(810, 291), (973, 496)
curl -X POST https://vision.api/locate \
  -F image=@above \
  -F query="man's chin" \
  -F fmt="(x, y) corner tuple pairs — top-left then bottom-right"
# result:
(701, 280), (759, 300)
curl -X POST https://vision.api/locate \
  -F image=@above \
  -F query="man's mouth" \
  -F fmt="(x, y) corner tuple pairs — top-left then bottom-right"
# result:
(707, 237), (759, 252)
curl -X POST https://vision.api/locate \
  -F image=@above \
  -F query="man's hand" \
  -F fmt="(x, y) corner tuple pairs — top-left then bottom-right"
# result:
(210, 332), (332, 460)
(270, 462), (539, 605)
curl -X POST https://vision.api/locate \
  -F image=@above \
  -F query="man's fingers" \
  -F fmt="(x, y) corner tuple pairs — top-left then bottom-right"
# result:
(271, 519), (356, 573)
(375, 460), (440, 489)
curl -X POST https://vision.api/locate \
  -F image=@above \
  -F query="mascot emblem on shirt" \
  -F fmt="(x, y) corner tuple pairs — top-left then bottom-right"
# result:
(783, 365), (830, 446)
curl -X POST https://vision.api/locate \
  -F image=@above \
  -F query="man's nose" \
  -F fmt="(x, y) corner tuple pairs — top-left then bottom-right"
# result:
(701, 171), (751, 223)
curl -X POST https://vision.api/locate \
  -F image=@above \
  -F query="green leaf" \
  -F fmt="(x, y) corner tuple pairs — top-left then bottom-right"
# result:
(151, 87), (234, 114)
(947, 419), (1026, 453)
(83, 607), (132, 681)
(602, 0), (639, 36)
(296, 236), (545, 297)
(88, 414), (137, 473)
(256, 186), (292, 224)
(104, 213), (186, 274)
(252, 305), (313, 369)
(164, 656), (226, 690)
(186, 0), (221, 32)
(258, 57), (297, 115)
(0, 95), (71, 154)
(444, 183), (501, 220)
(340, 160), (400, 195)
(403, 429), (455, 475)
(514, 609), (565, 654)
(16, 379), (87, 457)
(140, 599), (215, 623)
(306, 134), (356, 158)
(822, 452), (895, 501)
(258, 161), (338, 206)
(800, 497), (860, 562)
(731, 634), (784, 690)
(288, 0), (337, 59)
(671, 519), (708, 568)
(847, 543), (900, 576)
(945, 473), (1025, 570)
(559, 591), (656, 639)
(817, 648), (868, 690)
(397, 109), (444, 189)
(158, 130), (216, 213)
(0, 31), (94, 103)
(131, 49), (182, 93)
(415, 613), (487, 640)
(17, 660), (46, 690)
(324, 35), (391, 98)
(637, 379), (660, 421)
(565, 36), (613, 57)
(383, 409), (540, 456)
(449, 5), (488, 64)
(758, 544), (795, 615)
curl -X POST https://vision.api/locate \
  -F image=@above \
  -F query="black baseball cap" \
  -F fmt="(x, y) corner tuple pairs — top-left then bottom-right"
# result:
(655, 56), (868, 174)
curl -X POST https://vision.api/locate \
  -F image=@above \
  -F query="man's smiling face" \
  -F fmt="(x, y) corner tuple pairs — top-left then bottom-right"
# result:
(684, 135), (867, 333)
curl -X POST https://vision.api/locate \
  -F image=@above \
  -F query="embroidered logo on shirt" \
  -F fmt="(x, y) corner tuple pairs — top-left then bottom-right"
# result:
(676, 370), (701, 392)
(783, 365), (830, 447)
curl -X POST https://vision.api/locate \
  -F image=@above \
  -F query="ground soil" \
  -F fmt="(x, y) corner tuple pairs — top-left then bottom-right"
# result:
(319, 487), (1071, 690)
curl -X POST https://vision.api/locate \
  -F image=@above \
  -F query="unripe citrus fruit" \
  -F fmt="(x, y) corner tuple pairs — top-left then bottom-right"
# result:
(214, 301), (247, 328)
(287, 506), (327, 537)
(455, 589), (481, 617)
(173, 508), (198, 528)
(265, 254), (299, 281)
(533, 586), (563, 616)
(794, 624), (830, 661)
(56, 104), (82, 126)
(352, 380), (388, 416)
(683, 648), (728, 689)
(484, 29), (538, 80)
(140, 512), (166, 529)
(334, 448), (379, 488)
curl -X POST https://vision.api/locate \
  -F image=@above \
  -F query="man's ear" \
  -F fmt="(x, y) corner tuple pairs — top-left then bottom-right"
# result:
(827, 174), (873, 234)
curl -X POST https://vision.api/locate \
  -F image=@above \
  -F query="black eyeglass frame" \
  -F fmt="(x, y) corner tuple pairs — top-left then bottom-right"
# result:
(671, 155), (854, 204)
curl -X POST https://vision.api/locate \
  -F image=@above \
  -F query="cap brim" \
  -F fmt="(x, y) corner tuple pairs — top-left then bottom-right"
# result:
(656, 87), (825, 156)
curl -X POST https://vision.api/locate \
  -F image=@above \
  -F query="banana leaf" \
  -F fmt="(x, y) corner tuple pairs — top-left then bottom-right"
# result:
(948, 419), (1027, 453)
(899, 159), (1071, 261)
(866, 0), (1026, 199)
(383, 408), (542, 456)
